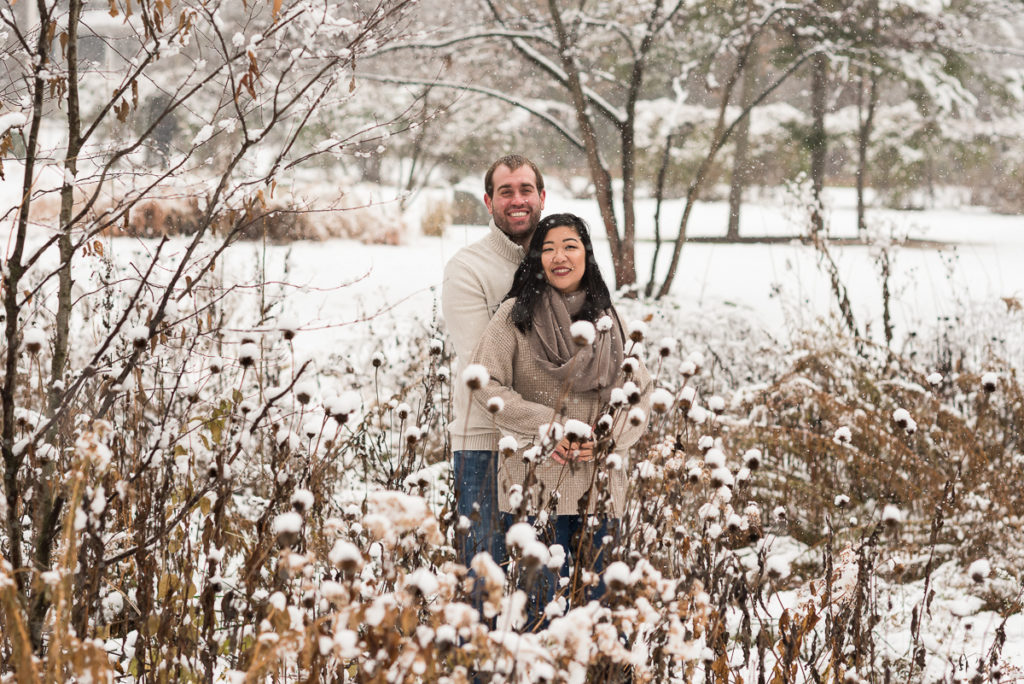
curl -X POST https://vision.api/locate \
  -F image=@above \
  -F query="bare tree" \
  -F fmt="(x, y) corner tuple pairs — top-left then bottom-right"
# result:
(0, 0), (417, 672)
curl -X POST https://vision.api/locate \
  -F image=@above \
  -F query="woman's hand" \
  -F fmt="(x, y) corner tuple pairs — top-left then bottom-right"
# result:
(551, 437), (594, 464)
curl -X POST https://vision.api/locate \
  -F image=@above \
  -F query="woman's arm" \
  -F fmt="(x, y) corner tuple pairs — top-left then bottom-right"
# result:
(470, 304), (559, 443)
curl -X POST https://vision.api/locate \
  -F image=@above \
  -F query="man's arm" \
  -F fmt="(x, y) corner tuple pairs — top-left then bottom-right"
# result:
(442, 254), (494, 365)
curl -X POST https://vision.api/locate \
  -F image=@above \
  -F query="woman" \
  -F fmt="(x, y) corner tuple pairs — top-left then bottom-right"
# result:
(469, 212), (651, 622)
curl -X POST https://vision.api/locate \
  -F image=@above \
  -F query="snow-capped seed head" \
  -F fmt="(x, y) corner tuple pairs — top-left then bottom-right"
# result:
(608, 387), (627, 409)
(726, 513), (743, 533)
(627, 407), (646, 427)
(968, 559), (990, 583)
(651, 388), (674, 413)
(429, 338), (444, 355)
(570, 320), (596, 346)
(626, 320), (647, 343)
(208, 356), (223, 374)
(462, 364), (489, 390)
(843, 670), (862, 684)
(926, 372), (943, 386)
(604, 561), (632, 591)
(595, 315), (613, 333)
(679, 360), (697, 377)
(594, 413), (613, 437)
(273, 512), (304, 546)
(294, 380), (315, 406)
(328, 539), (363, 573)
(238, 342), (259, 368)
(834, 494), (850, 508)
(129, 325), (149, 349)
(498, 435), (518, 457)
(892, 408), (911, 429)
(881, 504), (904, 528)
(519, 539), (551, 569)
(687, 351), (705, 370)
(23, 327), (45, 355)
(623, 381), (641, 405)
(621, 357), (640, 376)
(522, 445), (542, 463)
(371, 351), (386, 368)
(743, 448), (762, 470)
(687, 467), (702, 484)
(605, 452), (623, 470)
(405, 568), (440, 599)
(903, 417), (917, 435)
(710, 467), (733, 489)
(707, 395), (725, 414)
(981, 372), (998, 393)
(291, 488), (314, 514)
(834, 426), (852, 445)
(773, 506), (787, 521)
(698, 435), (714, 453)
(326, 390), (360, 424)
(658, 337), (676, 358)
(679, 385), (697, 409)
(507, 485), (523, 510)
(395, 402), (411, 420)
(563, 419), (591, 443)
(487, 397), (504, 414)
(404, 426), (422, 446)
(704, 448), (726, 469)
(506, 522), (536, 551)
(278, 313), (299, 340)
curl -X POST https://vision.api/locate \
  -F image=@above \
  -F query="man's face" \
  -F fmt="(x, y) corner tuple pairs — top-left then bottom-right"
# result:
(484, 164), (546, 245)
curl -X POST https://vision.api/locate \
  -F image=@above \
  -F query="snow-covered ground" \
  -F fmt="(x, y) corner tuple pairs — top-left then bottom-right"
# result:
(188, 187), (1023, 371)
(5, 183), (1023, 679)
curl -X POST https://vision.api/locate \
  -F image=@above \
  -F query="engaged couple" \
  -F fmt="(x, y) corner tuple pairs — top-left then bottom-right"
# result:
(442, 155), (653, 628)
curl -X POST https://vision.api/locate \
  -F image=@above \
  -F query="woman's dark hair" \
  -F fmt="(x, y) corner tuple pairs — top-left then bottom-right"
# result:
(504, 213), (613, 332)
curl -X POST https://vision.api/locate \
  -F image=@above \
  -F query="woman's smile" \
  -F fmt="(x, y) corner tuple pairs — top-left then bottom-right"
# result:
(541, 225), (585, 293)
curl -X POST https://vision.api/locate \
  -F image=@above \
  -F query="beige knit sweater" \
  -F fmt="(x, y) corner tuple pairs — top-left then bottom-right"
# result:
(442, 221), (526, 451)
(470, 298), (652, 517)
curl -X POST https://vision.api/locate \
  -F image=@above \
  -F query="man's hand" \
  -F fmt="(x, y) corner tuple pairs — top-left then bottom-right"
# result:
(551, 437), (594, 464)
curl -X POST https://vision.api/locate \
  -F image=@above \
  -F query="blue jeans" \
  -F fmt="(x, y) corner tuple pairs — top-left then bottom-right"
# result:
(502, 513), (617, 630)
(453, 450), (507, 567)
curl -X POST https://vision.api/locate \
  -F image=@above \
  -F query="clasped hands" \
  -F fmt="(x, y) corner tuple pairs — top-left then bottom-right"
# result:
(551, 437), (595, 464)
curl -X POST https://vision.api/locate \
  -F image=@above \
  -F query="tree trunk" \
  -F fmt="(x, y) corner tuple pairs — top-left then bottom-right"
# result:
(856, 68), (878, 237)
(726, 40), (759, 241)
(545, 0), (627, 287)
(809, 52), (828, 237)
(645, 133), (675, 297)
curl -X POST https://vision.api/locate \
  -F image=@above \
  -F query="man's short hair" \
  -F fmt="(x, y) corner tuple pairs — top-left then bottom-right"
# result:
(484, 155), (544, 197)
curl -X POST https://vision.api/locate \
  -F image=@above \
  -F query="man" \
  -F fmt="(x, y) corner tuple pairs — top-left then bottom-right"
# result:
(442, 154), (545, 566)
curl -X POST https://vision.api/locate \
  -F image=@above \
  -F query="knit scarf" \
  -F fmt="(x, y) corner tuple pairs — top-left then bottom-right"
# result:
(528, 287), (624, 401)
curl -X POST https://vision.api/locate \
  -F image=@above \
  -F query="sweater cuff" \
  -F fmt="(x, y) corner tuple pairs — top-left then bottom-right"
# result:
(451, 433), (500, 452)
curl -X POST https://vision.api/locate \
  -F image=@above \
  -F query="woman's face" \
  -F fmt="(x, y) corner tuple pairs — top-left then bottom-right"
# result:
(541, 225), (586, 293)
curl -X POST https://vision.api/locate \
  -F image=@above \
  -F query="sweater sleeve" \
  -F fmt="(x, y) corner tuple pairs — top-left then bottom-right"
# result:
(611, 353), (653, 449)
(470, 304), (558, 443)
(442, 253), (494, 365)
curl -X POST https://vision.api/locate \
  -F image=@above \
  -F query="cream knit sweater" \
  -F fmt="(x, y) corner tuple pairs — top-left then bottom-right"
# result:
(470, 298), (652, 517)
(442, 221), (526, 451)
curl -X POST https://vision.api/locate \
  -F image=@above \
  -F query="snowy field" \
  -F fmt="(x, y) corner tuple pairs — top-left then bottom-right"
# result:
(148, 187), (1024, 373)
(89, 192), (1022, 678)
(5, 185), (1023, 680)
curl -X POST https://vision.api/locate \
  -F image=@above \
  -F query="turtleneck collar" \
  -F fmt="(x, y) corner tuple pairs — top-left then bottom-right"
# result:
(485, 219), (526, 265)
